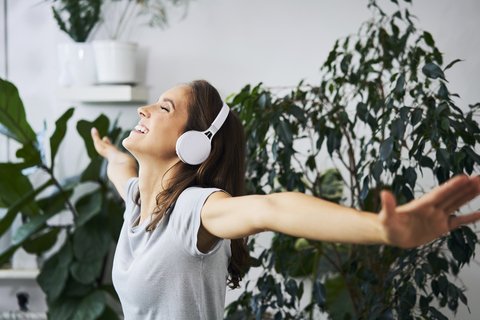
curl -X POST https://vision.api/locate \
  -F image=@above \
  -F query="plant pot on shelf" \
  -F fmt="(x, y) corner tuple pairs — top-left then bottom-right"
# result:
(92, 41), (138, 84)
(57, 42), (97, 87)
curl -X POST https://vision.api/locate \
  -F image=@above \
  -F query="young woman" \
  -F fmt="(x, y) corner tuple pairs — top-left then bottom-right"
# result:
(91, 80), (480, 320)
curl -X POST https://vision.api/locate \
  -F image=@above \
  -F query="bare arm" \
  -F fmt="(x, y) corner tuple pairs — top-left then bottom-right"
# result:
(201, 174), (480, 248)
(91, 128), (138, 200)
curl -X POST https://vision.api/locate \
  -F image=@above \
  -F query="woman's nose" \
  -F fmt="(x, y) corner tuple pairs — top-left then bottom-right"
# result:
(137, 105), (150, 118)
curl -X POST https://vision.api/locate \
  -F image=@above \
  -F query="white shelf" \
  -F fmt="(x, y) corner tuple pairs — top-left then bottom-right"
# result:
(0, 269), (39, 280)
(56, 85), (148, 103)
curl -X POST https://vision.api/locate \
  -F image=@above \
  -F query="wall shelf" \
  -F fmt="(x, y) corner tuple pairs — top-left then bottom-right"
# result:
(0, 269), (39, 280)
(56, 85), (148, 103)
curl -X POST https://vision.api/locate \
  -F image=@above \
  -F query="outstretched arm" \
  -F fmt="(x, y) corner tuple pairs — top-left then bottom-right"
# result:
(201, 174), (480, 248)
(91, 128), (138, 200)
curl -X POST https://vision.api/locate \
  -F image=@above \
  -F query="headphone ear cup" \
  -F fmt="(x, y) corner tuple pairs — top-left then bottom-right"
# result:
(176, 131), (212, 165)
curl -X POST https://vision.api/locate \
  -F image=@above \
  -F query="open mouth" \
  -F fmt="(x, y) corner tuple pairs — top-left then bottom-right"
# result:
(134, 124), (149, 134)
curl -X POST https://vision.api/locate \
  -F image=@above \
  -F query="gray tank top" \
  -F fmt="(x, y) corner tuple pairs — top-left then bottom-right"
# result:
(112, 178), (231, 320)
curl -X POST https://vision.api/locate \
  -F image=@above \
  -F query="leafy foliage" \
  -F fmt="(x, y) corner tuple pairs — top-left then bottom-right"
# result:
(225, 1), (480, 319)
(51, 0), (103, 42)
(0, 78), (127, 319)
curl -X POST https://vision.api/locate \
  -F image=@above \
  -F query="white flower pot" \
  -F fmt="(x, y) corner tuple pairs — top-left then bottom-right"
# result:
(92, 40), (138, 84)
(57, 42), (97, 86)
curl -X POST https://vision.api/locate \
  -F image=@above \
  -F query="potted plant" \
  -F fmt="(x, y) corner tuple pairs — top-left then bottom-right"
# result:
(225, 0), (480, 319)
(51, 0), (103, 86)
(92, 0), (192, 84)
(0, 77), (128, 319)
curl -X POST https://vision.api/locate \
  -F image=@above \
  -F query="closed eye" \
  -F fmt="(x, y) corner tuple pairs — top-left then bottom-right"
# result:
(161, 106), (170, 112)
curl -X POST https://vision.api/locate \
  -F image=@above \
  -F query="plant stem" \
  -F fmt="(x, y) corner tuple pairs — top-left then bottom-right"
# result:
(42, 165), (78, 219)
(309, 248), (321, 320)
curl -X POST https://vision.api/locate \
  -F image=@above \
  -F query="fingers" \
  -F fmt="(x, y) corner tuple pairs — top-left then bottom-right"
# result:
(440, 175), (480, 213)
(380, 190), (397, 217)
(448, 211), (480, 230)
(423, 174), (480, 211)
(444, 178), (480, 213)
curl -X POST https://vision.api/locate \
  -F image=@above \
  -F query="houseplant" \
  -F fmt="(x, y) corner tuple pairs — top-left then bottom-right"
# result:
(0, 77), (128, 319)
(51, 0), (103, 86)
(225, 0), (480, 319)
(93, 0), (193, 84)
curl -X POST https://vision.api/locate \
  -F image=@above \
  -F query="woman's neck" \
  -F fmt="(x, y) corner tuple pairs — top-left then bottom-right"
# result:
(137, 158), (180, 223)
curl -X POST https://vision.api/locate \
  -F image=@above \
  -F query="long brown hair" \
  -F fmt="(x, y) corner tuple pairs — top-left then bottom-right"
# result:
(136, 79), (249, 289)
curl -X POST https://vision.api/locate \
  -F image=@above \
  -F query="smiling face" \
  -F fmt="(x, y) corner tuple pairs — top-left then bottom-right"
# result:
(123, 85), (190, 164)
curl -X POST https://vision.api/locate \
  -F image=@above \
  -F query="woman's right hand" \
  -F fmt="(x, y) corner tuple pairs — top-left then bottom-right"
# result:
(91, 127), (138, 201)
(91, 127), (121, 160)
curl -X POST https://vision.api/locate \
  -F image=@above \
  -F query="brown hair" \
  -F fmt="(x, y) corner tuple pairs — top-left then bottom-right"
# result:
(135, 79), (249, 289)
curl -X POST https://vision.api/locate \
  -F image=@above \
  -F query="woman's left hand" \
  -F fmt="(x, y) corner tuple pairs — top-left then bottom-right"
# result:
(378, 174), (480, 248)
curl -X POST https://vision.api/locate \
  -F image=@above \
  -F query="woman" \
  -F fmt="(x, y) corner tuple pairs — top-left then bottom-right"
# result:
(91, 80), (480, 320)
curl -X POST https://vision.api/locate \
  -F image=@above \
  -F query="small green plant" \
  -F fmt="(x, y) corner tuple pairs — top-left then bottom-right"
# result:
(101, 0), (193, 40)
(0, 78), (128, 319)
(225, 0), (480, 319)
(50, 0), (103, 42)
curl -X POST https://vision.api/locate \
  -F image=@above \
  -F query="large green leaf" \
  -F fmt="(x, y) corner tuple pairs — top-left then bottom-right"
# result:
(0, 178), (53, 240)
(75, 191), (102, 227)
(72, 215), (111, 262)
(72, 290), (106, 320)
(77, 115), (109, 159)
(50, 107), (75, 169)
(0, 78), (36, 144)
(37, 241), (73, 301)
(0, 163), (40, 217)
(22, 228), (60, 255)
(0, 208), (59, 265)
(422, 63), (446, 81)
(70, 259), (103, 285)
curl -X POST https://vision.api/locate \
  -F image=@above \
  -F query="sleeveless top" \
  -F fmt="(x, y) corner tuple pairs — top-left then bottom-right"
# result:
(112, 177), (231, 319)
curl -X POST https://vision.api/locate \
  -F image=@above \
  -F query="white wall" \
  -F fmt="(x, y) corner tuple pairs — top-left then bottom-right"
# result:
(1, 0), (479, 318)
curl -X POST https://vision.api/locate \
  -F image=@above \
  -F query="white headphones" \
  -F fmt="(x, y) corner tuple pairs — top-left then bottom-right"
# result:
(175, 102), (230, 165)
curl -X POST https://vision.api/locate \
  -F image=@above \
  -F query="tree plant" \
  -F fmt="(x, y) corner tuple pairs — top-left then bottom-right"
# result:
(0, 77), (128, 319)
(225, 0), (480, 319)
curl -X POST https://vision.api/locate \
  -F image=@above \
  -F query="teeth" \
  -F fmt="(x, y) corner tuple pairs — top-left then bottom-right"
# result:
(135, 124), (148, 133)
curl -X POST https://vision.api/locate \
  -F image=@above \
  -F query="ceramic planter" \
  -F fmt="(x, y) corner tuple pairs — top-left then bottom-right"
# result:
(92, 40), (138, 84)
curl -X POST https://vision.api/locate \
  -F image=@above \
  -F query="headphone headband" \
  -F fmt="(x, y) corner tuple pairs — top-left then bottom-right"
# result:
(206, 102), (230, 137)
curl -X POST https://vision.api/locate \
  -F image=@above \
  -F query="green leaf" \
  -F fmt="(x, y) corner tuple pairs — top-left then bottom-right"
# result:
(395, 74), (405, 96)
(444, 59), (463, 72)
(0, 78), (37, 144)
(392, 118), (405, 139)
(75, 192), (102, 227)
(50, 108), (75, 169)
(37, 241), (72, 300)
(48, 296), (79, 320)
(313, 280), (326, 308)
(22, 228), (60, 255)
(277, 120), (293, 147)
(0, 163), (40, 218)
(97, 305), (120, 320)
(0, 178), (53, 240)
(380, 137), (394, 161)
(80, 157), (102, 182)
(436, 148), (453, 171)
(373, 161), (383, 184)
(72, 290), (106, 320)
(77, 115), (109, 159)
(73, 216), (111, 262)
(70, 259), (103, 285)
(12, 209), (58, 246)
(422, 63), (446, 81)
(410, 109), (422, 126)
(423, 31), (435, 47)
(464, 146), (480, 165)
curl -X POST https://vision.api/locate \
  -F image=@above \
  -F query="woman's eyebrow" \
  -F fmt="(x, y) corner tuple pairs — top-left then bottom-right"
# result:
(162, 97), (176, 110)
